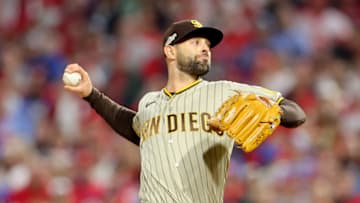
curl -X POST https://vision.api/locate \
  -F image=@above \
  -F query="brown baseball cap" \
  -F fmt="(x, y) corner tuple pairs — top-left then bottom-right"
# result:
(163, 20), (223, 48)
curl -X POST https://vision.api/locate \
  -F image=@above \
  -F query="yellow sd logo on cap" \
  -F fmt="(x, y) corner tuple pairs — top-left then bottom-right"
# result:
(191, 20), (202, 28)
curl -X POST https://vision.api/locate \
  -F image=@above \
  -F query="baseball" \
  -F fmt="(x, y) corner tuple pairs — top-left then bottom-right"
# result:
(63, 72), (82, 86)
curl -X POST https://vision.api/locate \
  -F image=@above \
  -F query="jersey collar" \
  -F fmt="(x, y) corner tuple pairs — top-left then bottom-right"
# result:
(163, 78), (203, 97)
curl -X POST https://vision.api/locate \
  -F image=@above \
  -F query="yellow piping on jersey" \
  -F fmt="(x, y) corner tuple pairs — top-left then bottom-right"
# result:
(254, 86), (284, 104)
(163, 79), (202, 97)
(163, 88), (173, 97)
(276, 97), (284, 104)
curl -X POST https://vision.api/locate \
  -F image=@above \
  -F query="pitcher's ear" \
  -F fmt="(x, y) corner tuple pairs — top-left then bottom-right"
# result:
(163, 45), (175, 59)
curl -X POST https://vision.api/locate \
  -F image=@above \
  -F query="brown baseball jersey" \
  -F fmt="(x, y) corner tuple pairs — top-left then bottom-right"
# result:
(132, 79), (282, 203)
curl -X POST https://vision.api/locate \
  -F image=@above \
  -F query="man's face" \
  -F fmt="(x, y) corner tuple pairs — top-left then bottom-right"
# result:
(175, 37), (211, 76)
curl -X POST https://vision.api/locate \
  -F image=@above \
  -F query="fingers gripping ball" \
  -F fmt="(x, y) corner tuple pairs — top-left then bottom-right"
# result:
(63, 72), (82, 86)
(208, 92), (283, 152)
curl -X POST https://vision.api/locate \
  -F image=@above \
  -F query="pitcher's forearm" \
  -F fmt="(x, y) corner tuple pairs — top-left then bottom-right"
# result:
(84, 88), (140, 146)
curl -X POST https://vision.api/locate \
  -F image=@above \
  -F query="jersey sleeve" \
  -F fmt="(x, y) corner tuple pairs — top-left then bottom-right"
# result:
(226, 81), (283, 103)
(132, 91), (159, 138)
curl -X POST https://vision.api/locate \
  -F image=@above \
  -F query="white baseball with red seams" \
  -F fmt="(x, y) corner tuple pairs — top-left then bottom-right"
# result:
(63, 72), (82, 86)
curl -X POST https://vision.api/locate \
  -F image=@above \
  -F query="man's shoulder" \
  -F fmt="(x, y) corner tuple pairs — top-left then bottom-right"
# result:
(206, 80), (283, 102)
(204, 80), (232, 85)
(202, 80), (245, 88)
(136, 90), (162, 110)
(203, 80), (268, 94)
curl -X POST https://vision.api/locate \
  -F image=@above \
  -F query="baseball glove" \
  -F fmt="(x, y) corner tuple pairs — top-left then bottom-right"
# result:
(208, 92), (283, 152)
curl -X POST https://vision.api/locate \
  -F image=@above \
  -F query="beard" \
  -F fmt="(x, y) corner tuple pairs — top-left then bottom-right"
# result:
(176, 52), (210, 76)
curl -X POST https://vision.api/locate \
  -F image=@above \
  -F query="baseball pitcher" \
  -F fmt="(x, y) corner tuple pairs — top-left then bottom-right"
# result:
(63, 20), (306, 203)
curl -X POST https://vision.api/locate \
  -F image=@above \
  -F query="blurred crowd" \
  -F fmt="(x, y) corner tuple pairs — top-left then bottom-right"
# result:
(0, 0), (360, 202)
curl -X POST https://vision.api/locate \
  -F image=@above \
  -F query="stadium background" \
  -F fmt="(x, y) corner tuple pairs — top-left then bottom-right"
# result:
(0, 0), (360, 202)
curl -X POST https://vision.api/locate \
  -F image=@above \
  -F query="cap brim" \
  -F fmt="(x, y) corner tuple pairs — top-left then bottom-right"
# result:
(178, 27), (223, 48)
